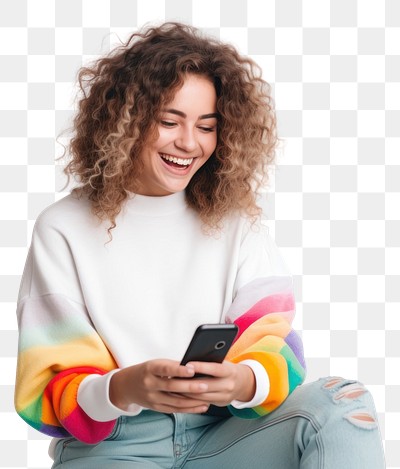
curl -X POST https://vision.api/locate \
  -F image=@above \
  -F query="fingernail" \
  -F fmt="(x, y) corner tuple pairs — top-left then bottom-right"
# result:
(199, 383), (208, 391)
(186, 364), (195, 373)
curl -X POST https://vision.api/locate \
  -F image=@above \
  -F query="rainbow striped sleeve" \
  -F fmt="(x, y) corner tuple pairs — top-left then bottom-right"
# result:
(225, 276), (306, 418)
(15, 294), (118, 443)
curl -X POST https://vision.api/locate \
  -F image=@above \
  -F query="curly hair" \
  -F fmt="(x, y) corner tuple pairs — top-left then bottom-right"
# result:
(65, 22), (277, 234)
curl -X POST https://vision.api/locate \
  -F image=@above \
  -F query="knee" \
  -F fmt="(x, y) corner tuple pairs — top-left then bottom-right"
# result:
(309, 376), (380, 430)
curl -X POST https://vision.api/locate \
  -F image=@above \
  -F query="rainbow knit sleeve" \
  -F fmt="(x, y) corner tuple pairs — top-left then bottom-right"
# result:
(225, 276), (306, 418)
(15, 294), (118, 443)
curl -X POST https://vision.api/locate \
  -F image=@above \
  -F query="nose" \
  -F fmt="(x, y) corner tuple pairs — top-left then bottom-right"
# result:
(175, 127), (198, 153)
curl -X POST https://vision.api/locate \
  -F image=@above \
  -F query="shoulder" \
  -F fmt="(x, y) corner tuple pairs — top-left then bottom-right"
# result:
(234, 214), (291, 276)
(222, 211), (267, 240)
(33, 192), (93, 239)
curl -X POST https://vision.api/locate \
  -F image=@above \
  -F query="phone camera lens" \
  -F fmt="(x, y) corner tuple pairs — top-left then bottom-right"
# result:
(215, 341), (226, 350)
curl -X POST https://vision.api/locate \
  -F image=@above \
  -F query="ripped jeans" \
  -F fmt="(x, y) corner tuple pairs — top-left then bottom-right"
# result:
(52, 377), (385, 469)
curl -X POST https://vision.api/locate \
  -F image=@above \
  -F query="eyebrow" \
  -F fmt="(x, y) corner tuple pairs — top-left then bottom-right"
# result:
(163, 108), (219, 120)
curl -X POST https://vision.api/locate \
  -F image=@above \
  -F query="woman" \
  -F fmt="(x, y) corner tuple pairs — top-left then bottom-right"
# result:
(15, 22), (385, 468)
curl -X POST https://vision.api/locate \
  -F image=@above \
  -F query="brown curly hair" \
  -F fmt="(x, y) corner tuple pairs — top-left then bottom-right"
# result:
(65, 22), (277, 234)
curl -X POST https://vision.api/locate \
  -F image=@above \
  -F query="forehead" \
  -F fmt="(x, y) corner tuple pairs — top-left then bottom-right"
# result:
(164, 74), (217, 111)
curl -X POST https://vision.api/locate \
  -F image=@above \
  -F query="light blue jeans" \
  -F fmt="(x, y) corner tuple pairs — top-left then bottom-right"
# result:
(52, 377), (385, 468)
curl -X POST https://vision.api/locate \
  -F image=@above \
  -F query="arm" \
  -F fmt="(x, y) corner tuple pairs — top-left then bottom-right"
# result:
(16, 292), (119, 443)
(176, 223), (305, 416)
(225, 276), (306, 418)
(179, 277), (305, 415)
(15, 214), (119, 444)
(222, 221), (306, 418)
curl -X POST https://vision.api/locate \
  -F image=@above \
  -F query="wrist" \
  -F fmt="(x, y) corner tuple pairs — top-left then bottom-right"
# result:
(78, 370), (142, 421)
(235, 364), (256, 402)
(230, 360), (270, 409)
(109, 368), (131, 410)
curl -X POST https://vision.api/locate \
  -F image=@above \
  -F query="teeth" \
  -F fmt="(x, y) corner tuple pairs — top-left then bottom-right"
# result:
(160, 153), (194, 166)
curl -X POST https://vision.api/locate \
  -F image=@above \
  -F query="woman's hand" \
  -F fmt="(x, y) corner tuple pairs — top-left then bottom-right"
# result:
(109, 359), (213, 414)
(179, 361), (256, 407)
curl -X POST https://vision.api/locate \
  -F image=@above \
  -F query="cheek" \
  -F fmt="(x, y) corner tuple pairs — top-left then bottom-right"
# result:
(150, 128), (170, 150)
(205, 135), (217, 156)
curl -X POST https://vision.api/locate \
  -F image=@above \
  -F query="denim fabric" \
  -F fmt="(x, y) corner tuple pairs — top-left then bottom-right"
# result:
(52, 377), (385, 469)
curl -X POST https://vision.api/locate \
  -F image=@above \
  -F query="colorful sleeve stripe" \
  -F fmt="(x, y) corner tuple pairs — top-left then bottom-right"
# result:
(46, 367), (116, 443)
(233, 293), (295, 339)
(228, 276), (295, 323)
(18, 366), (116, 443)
(15, 294), (118, 443)
(225, 277), (306, 418)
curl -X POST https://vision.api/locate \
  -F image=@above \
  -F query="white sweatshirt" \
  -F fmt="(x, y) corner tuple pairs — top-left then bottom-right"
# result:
(15, 190), (305, 444)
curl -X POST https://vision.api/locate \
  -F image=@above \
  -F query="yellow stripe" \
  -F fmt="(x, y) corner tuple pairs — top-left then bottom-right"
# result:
(15, 334), (117, 410)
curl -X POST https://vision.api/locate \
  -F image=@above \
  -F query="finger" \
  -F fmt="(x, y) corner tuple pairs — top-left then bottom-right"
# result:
(155, 403), (210, 414)
(157, 392), (210, 410)
(159, 363), (196, 379)
(180, 391), (229, 404)
(158, 377), (209, 394)
(150, 360), (195, 379)
(174, 364), (196, 378)
(187, 361), (229, 378)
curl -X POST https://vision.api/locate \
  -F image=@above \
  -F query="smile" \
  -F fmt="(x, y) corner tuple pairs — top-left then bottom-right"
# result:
(159, 153), (194, 168)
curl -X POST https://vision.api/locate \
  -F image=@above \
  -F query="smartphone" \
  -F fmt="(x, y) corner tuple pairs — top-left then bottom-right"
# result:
(180, 324), (238, 371)
(180, 324), (239, 414)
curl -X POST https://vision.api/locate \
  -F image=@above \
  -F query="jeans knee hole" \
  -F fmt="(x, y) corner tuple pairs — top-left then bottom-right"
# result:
(322, 377), (345, 389)
(333, 383), (368, 403)
(344, 410), (378, 430)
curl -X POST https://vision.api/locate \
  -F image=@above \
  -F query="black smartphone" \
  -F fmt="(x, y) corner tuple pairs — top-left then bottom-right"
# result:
(180, 324), (239, 414)
(180, 324), (238, 370)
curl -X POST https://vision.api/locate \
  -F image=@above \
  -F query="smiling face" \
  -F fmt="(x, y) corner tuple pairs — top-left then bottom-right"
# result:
(135, 74), (218, 196)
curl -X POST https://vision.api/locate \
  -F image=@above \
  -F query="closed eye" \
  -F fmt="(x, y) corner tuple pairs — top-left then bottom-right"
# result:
(198, 126), (216, 133)
(160, 121), (177, 127)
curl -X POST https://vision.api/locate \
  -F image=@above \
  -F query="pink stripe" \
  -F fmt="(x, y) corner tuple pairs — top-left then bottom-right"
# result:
(235, 294), (295, 339)
(62, 406), (116, 444)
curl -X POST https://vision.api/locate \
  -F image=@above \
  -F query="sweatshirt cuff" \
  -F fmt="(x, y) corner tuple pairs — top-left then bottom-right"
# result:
(77, 370), (143, 422)
(230, 359), (270, 409)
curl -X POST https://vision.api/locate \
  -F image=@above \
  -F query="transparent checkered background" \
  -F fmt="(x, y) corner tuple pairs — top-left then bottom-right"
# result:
(0, 0), (399, 467)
